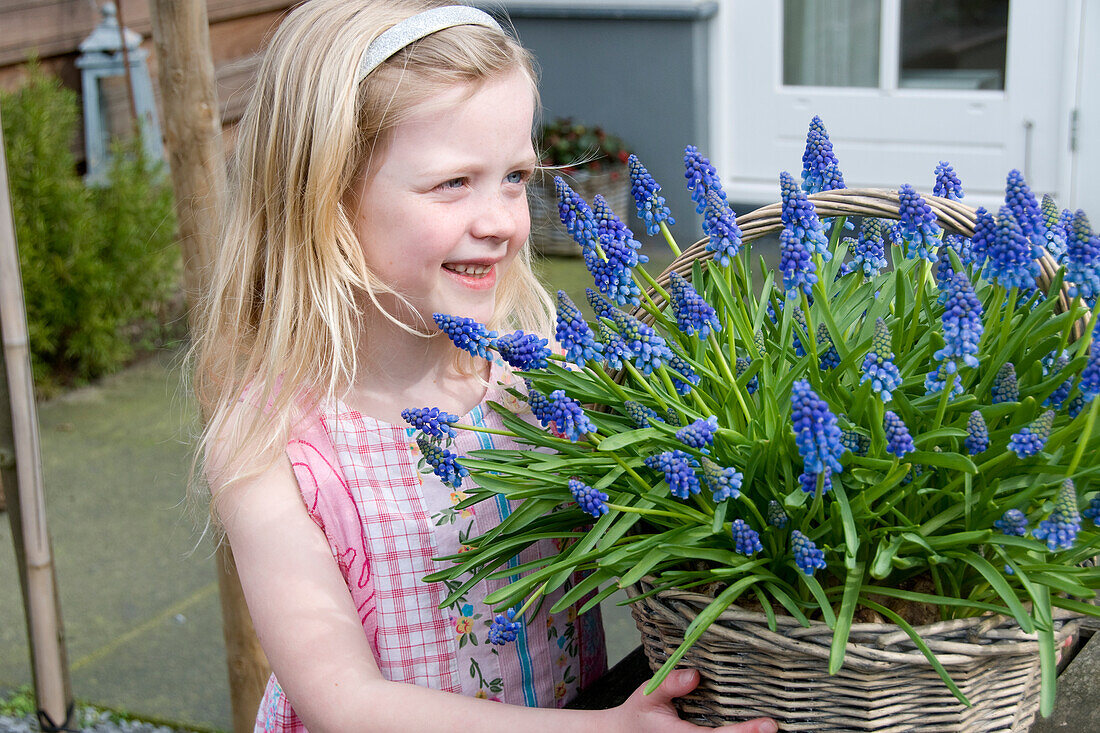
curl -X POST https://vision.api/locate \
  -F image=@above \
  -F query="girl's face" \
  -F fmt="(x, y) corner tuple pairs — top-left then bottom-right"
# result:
(349, 68), (538, 331)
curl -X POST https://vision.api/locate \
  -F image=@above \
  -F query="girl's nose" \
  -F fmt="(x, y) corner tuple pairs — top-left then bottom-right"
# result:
(470, 190), (521, 243)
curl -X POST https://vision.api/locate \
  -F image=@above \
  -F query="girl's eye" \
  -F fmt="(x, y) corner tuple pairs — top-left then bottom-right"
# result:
(438, 177), (466, 191)
(506, 170), (529, 185)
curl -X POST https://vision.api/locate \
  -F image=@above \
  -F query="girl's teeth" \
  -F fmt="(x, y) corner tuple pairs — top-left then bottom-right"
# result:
(446, 263), (491, 276)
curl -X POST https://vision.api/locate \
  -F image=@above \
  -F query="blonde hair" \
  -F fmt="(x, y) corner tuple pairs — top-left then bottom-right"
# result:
(192, 0), (554, 519)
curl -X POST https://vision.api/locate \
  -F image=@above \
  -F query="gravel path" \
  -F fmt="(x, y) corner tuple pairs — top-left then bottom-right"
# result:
(0, 707), (202, 733)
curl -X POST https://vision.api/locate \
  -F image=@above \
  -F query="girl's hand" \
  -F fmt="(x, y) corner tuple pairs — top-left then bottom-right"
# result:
(613, 669), (778, 733)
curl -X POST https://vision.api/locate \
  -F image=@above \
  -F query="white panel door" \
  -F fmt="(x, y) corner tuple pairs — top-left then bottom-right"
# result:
(712, 0), (1072, 211)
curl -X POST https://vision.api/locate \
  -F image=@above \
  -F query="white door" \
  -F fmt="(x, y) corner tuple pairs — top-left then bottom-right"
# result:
(712, 0), (1074, 212)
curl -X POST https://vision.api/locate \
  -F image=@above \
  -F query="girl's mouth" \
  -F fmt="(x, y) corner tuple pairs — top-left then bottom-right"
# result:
(442, 262), (497, 290)
(443, 262), (493, 278)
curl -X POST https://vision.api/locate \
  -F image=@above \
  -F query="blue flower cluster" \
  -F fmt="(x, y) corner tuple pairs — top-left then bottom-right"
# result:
(993, 509), (1029, 536)
(933, 272), (983, 373)
(790, 379), (844, 489)
(555, 291), (603, 365)
(684, 145), (726, 213)
(801, 116), (841, 195)
(1080, 327), (1100, 401)
(624, 400), (662, 429)
(1009, 410), (1055, 458)
(985, 208), (1039, 291)
(667, 354), (700, 395)
(731, 519), (763, 556)
(735, 357), (758, 394)
(526, 383), (596, 442)
(668, 271), (721, 339)
(433, 314), (497, 361)
(860, 318), (903, 402)
(628, 154), (675, 235)
(883, 410), (915, 458)
(851, 218), (888, 277)
(586, 288), (615, 320)
(781, 171), (831, 260)
(611, 309), (676, 374)
(701, 190), (744, 266)
(840, 428), (869, 457)
(677, 415), (719, 451)
(1005, 169), (1047, 243)
(894, 184), (941, 261)
(645, 450), (701, 499)
(924, 364), (964, 399)
(495, 330), (551, 371)
(767, 500), (789, 528)
(555, 176), (597, 245)
(417, 434), (469, 489)
(488, 608), (520, 645)
(597, 321), (629, 371)
(817, 324), (840, 370)
(965, 411), (989, 455)
(934, 234), (971, 294)
(968, 207), (996, 269)
(933, 161), (964, 201)
(1064, 210), (1100, 301)
(569, 478), (609, 518)
(1041, 194), (1068, 261)
(401, 407), (459, 439)
(992, 363), (1019, 404)
(779, 227), (819, 299)
(557, 178), (642, 307)
(1084, 496), (1100, 524)
(791, 530), (826, 575)
(701, 457), (742, 502)
(1043, 353), (1072, 409)
(1033, 479), (1081, 551)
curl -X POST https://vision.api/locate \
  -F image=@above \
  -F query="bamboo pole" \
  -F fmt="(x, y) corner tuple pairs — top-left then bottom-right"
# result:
(147, 2), (270, 731)
(0, 109), (75, 730)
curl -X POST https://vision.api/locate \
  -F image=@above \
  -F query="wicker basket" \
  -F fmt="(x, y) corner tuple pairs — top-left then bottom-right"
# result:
(628, 578), (1080, 732)
(620, 189), (1092, 730)
(529, 166), (631, 256)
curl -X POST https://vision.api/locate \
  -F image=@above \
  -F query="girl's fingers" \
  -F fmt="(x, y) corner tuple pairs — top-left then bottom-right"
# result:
(636, 670), (779, 733)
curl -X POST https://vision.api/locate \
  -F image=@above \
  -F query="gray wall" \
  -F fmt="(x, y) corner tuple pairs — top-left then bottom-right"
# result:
(479, 1), (718, 242)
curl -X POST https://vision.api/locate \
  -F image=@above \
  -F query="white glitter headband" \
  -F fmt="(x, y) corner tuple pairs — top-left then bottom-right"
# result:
(356, 6), (504, 83)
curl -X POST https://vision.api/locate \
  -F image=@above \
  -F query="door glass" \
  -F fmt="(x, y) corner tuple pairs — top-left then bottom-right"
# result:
(899, 0), (1009, 90)
(783, 0), (881, 87)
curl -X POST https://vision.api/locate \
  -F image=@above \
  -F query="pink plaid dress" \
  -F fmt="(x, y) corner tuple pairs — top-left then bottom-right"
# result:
(254, 368), (607, 731)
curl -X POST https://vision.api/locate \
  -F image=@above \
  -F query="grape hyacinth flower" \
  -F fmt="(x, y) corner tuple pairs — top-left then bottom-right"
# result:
(569, 478), (609, 518)
(586, 288), (615, 320)
(555, 177), (598, 247)
(985, 208), (1039, 291)
(417, 434), (469, 489)
(924, 364), (964, 398)
(624, 400), (662, 429)
(994, 509), (1029, 536)
(583, 236), (642, 307)
(791, 530), (827, 575)
(701, 457), (742, 502)
(883, 410), (915, 458)
(1005, 169), (1046, 243)
(668, 271), (721, 339)
(731, 519), (763, 556)
(801, 116), (841, 195)
(851, 218), (888, 277)
(597, 321), (629, 371)
(488, 608), (520, 645)
(664, 408), (683, 427)
(1041, 194), (1068, 261)
(628, 154), (675, 235)
(790, 379), (844, 477)
(968, 206), (995, 269)
(799, 467), (833, 495)
(593, 194), (643, 253)
(1008, 410), (1055, 458)
(527, 385), (596, 442)
(1080, 329), (1100, 401)
(1064, 210), (1100, 301)
(840, 428), (869, 457)
(556, 291), (603, 365)
(611, 310), (676, 374)
(1083, 496), (1100, 524)
(667, 354), (700, 395)
(933, 161), (964, 201)
(684, 145), (726, 213)
(645, 450), (701, 499)
(434, 314), (497, 361)
(817, 324), (840, 370)
(860, 318), (903, 402)
(992, 363), (1020, 404)
(701, 190), (743, 266)
(781, 171), (831, 261)
(779, 227), (819, 300)
(1068, 393), (1088, 419)
(495, 330), (551, 371)
(1033, 479), (1082, 551)
(402, 407), (459, 439)
(735, 357), (758, 394)
(677, 415), (719, 451)
(934, 272), (983, 372)
(767, 500), (789, 528)
(965, 411), (989, 455)
(894, 184), (941, 261)
(1043, 354), (1072, 408)
(934, 234), (971, 294)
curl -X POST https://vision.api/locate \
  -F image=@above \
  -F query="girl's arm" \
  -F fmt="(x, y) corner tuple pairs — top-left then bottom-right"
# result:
(217, 455), (776, 733)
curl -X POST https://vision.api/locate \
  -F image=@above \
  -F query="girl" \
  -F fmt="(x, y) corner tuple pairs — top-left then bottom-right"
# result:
(193, 1), (778, 731)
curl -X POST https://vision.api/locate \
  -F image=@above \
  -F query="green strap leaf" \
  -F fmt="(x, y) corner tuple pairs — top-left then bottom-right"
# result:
(829, 560), (865, 674)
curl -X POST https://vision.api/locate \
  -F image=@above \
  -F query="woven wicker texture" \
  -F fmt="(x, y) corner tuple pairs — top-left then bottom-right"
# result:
(529, 167), (631, 256)
(628, 579), (1080, 732)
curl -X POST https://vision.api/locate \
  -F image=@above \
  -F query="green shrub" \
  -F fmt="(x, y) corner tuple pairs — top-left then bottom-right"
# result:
(1, 63), (179, 391)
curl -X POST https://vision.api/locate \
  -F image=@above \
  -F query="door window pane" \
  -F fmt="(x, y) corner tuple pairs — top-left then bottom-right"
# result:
(899, 0), (1008, 90)
(783, 0), (881, 87)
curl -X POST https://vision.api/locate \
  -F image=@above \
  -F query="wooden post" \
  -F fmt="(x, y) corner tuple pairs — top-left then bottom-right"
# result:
(0, 109), (75, 731)
(147, 2), (270, 731)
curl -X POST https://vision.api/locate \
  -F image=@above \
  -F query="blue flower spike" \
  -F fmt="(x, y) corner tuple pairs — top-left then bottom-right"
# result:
(666, 354), (701, 395)
(791, 530), (827, 575)
(985, 208), (1039, 291)
(992, 363), (1020, 404)
(801, 115), (841, 195)
(993, 509), (1029, 536)
(434, 314), (498, 361)
(488, 608), (520, 645)
(860, 318), (903, 402)
(526, 383), (597, 442)
(610, 309), (676, 374)
(402, 407), (459, 439)
(1080, 328), (1100, 401)
(1033, 479), (1082, 551)
(790, 380), (844, 481)
(933, 161), (964, 201)
(817, 323), (840, 371)
(1008, 410), (1055, 458)
(554, 177), (598, 247)
(969, 206), (996, 269)
(1043, 353), (1072, 409)
(731, 519), (764, 556)
(1041, 194), (1068, 261)
(840, 428), (869, 457)
(677, 415), (719, 451)
(1005, 169), (1047, 244)
(668, 271), (721, 339)
(417, 434), (469, 489)
(933, 272), (984, 372)
(780, 171), (831, 260)
(555, 291), (604, 365)
(1083, 495), (1100, 524)
(1064, 210), (1100, 301)
(624, 400), (662, 429)
(883, 410), (916, 458)
(569, 478), (609, 518)
(701, 457), (742, 502)
(684, 145), (726, 213)
(736, 357), (759, 394)
(965, 411), (989, 455)
(586, 288), (615, 320)
(852, 218), (888, 277)
(767, 500), (789, 528)
(495, 330), (551, 371)
(894, 184), (942, 261)
(645, 450), (702, 500)
(628, 154), (675, 235)
(701, 190), (743, 266)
